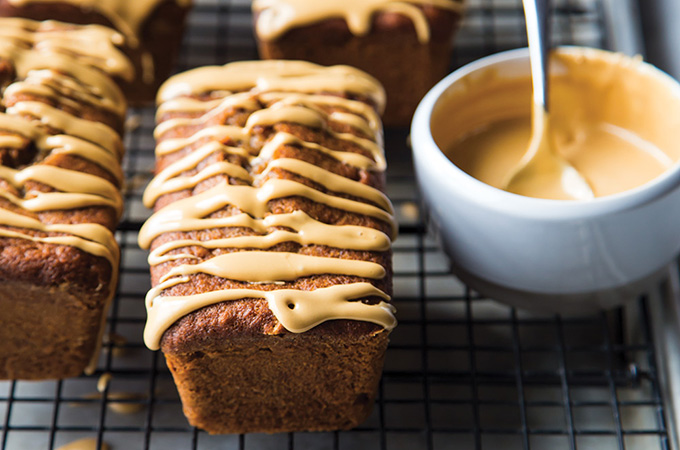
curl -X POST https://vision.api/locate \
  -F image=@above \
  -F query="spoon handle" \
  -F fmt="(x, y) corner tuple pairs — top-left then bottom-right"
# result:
(522, 0), (551, 111)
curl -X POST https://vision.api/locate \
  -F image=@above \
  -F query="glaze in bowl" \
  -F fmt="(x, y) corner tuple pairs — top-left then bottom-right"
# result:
(411, 47), (680, 313)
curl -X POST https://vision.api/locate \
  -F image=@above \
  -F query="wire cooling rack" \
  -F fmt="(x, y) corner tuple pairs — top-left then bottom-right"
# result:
(0, 0), (673, 449)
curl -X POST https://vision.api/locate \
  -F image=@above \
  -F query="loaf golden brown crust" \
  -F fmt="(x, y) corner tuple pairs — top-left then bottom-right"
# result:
(146, 64), (394, 433)
(0, 280), (109, 379)
(0, 22), (124, 380)
(0, 0), (192, 104)
(255, 5), (463, 126)
(165, 325), (389, 434)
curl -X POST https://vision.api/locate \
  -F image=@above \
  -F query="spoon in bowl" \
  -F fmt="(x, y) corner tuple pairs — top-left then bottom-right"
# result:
(502, 0), (594, 200)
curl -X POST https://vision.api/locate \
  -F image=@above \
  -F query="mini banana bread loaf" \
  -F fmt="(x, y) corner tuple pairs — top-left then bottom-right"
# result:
(0, 18), (126, 380)
(253, 0), (465, 126)
(139, 60), (397, 434)
(0, 0), (193, 104)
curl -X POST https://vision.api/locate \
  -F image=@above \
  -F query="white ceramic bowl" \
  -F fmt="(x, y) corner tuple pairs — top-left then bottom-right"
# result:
(411, 47), (680, 313)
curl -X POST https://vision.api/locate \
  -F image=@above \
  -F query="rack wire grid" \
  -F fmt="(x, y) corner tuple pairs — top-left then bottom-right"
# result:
(0, 0), (673, 449)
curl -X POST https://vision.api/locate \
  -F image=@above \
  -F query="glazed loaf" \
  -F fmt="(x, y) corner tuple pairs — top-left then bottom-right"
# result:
(0, 0), (193, 104)
(139, 60), (397, 434)
(253, 0), (465, 126)
(0, 18), (127, 379)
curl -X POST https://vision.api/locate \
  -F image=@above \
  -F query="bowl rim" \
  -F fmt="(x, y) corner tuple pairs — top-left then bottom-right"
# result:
(411, 46), (680, 221)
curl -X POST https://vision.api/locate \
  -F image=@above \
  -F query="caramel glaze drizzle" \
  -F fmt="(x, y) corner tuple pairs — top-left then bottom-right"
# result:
(0, 18), (129, 372)
(0, 18), (133, 81)
(0, 18), (130, 115)
(253, 0), (465, 44)
(6, 0), (191, 84)
(157, 60), (387, 115)
(140, 60), (397, 350)
(6, 0), (192, 47)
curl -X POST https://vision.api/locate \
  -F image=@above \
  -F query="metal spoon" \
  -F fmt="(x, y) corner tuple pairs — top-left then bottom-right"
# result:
(503, 0), (594, 200)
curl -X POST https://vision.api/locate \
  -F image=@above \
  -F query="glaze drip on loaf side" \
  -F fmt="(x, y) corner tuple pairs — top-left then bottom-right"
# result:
(140, 60), (397, 350)
(253, 0), (465, 43)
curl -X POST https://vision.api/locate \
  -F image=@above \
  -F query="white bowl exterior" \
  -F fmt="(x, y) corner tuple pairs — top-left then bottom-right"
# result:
(412, 48), (680, 298)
